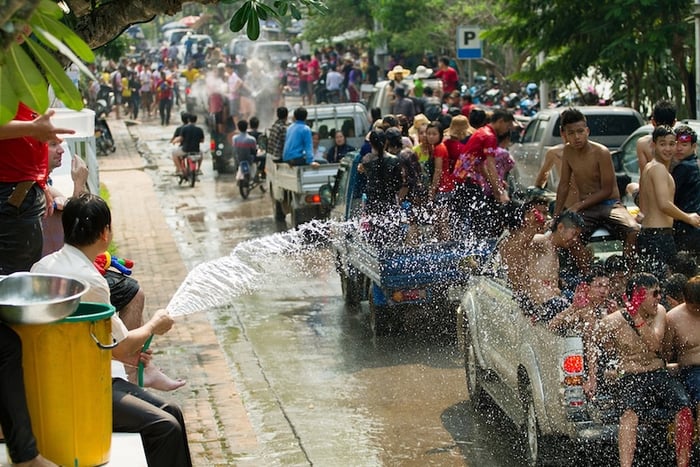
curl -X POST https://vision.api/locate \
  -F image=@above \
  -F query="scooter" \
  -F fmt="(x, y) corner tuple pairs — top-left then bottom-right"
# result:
(178, 152), (202, 188)
(236, 156), (266, 199)
(93, 84), (116, 156)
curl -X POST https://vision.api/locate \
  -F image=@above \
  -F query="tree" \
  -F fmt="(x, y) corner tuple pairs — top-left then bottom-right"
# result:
(485, 0), (693, 116)
(0, 0), (327, 125)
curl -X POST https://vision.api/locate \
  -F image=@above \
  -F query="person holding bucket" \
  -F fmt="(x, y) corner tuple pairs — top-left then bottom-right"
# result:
(32, 194), (192, 467)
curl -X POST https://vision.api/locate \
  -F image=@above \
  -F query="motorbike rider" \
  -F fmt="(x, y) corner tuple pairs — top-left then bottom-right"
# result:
(232, 119), (257, 177)
(175, 113), (204, 176)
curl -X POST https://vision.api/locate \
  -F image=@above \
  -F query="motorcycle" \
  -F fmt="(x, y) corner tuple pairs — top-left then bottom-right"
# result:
(93, 84), (116, 156)
(236, 155), (266, 199)
(178, 152), (202, 188)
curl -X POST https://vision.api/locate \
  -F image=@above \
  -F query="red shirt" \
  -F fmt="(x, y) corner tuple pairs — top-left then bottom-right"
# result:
(0, 103), (48, 189)
(435, 66), (459, 94)
(433, 142), (455, 192)
(453, 124), (497, 187)
(308, 57), (320, 81)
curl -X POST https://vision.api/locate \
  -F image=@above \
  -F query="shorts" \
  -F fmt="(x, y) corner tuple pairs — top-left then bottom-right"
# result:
(680, 366), (700, 407)
(171, 147), (185, 158)
(104, 270), (140, 312)
(579, 200), (638, 242)
(115, 93), (122, 105)
(619, 369), (690, 421)
(637, 228), (676, 279)
(228, 97), (240, 116)
(299, 80), (310, 94)
(0, 183), (45, 274)
(518, 294), (570, 323)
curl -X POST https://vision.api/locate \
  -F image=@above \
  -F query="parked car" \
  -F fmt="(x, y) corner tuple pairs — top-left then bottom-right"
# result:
(247, 41), (294, 67)
(612, 119), (700, 185)
(163, 28), (191, 46)
(510, 106), (644, 195)
(289, 102), (371, 150)
(228, 35), (253, 62)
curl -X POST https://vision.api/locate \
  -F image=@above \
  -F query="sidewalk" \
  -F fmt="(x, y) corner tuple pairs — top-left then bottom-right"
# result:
(99, 118), (258, 466)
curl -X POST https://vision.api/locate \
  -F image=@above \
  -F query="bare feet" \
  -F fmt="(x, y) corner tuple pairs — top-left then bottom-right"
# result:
(14, 454), (58, 466)
(143, 364), (186, 391)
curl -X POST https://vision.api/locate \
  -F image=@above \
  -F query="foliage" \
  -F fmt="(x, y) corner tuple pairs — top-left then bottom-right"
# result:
(95, 34), (129, 62)
(0, 0), (328, 126)
(485, 0), (693, 115)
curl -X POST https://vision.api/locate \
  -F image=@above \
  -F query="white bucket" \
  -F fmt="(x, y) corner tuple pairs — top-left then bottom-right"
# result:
(49, 108), (95, 138)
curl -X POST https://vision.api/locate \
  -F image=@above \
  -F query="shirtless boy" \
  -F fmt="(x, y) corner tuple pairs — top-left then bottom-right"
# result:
(554, 108), (639, 261)
(517, 211), (585, 322)
(535, 137), (579, 209)
(637, 100), (677, 173)
(596, 273), (693, 467)
(548, 265), (616, 396)
(637, 125), (700, 278)
(665, 276), (700, 442)
(499, 197), (549, 291)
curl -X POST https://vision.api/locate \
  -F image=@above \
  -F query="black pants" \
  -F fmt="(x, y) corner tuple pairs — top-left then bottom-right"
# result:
(0, 325), (39, 463)
(112, 378), (192, 467)
(0, 183), (44, 275)
(159, 98), (172, 126)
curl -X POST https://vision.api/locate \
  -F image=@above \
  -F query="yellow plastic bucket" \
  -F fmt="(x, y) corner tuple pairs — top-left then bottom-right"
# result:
(11, 302), (115, 467)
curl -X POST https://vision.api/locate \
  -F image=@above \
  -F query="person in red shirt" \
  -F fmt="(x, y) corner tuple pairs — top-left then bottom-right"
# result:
(452, 108), (514, 238)
(155, 70), (174, 126)
(296, 55), (312, 105)
(426, 121), (453, 241)
(434, 56), (459, 98)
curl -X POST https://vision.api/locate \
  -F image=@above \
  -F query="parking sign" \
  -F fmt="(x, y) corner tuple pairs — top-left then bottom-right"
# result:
(456, 26), (482, 59)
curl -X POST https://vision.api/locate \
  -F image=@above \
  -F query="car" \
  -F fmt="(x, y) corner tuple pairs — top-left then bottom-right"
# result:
(510, 106), (645, 195)
(177, 33), (213, 64)
(367, 77), (443, 118)
(246, 41), (294, 67)
(612, 119), (700, 185)
(162, 28), (191, 46)
(228, 35), (253, 62)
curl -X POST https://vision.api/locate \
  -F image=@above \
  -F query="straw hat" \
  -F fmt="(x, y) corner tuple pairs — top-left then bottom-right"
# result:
(408, 113), (430, 141)
(387, 65), (411, 80)
(414, 65), (433, 79)
(446, 115), (470, 139)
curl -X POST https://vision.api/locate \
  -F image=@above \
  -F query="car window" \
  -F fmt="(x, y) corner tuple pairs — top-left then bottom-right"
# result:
(551, 115), (641, 138)
(306, 117), (356, 139)
(521, 119), (541, 144)
(621, 133), (644, 175)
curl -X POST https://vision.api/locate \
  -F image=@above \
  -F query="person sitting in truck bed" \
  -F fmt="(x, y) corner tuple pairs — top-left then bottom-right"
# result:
(282, 107), (319, 167)
(548, 264), (617, 396)
(516, 211), (586, 323)
(595, 273), (693, 467)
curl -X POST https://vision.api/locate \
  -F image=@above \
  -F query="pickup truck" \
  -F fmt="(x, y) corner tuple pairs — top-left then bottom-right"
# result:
(266, 154), (340, 228)
(290, 102), (371, 150)
(459, 249), (676, 465)
(322, 152), (491, 337)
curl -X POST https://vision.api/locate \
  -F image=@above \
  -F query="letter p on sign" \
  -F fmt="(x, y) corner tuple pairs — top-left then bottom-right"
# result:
(457, 26), (482, 59)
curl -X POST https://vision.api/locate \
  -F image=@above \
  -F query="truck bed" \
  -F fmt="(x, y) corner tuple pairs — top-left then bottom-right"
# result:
(267, 156), (340, 194)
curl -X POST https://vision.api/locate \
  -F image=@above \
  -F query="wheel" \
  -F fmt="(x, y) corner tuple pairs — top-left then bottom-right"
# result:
(239, 177), (251, 199)
(259, 179), (267, 192)
(464, 324), (485, 407)
(291, 208), (303, 228)
(339, 269), (362, 306)
(369, 286), (397, 337)
(274, 199), (286, 222)
(189, 162), (196, 187)
(521, 386), (558, 466)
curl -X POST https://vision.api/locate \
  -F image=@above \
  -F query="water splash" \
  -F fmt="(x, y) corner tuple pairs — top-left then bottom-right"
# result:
(167, 220), (332, 316)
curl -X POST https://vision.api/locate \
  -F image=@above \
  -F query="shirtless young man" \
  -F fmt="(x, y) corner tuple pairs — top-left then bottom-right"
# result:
(637, 100), (677, 174)
(554, 108), (639, 262)
(499, 197), (549, 291)
(517, 211), (585, 322)
(637, 125), (700, 278)
(595, 273), (693, 467)
(535, 138), (579, 209)
(665, 276), (700, 441)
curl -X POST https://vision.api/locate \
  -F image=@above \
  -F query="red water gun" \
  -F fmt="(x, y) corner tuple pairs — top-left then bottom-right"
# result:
(94, 251), (134, 276)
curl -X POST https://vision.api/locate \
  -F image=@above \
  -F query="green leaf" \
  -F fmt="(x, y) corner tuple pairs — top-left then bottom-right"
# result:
(229, 2), (251, 32)
(6, 43), (49, 113)
(24, 38), (83, 110)
(256, 3), (268, 21)
(246, 13), (260, 39)
(0, 65), (20, 125)
(290, 4), (301, 20)
(36, 0), (63, 19)
(31, 13), (94, 62)
(32, 26), (94, 80)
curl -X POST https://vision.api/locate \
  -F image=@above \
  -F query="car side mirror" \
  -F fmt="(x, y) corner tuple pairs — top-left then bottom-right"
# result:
(319, 183), (333, 208)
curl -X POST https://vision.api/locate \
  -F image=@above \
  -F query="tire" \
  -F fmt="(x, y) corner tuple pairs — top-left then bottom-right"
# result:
(189, 161), (197, 187)
(521, 385), (557, 467)
(273, 196), (286, 221)
(239, 177), (251, 199)
(340, 269), (362, 306)
(291, 208), (304, 228)
(369, 286), (397, 337)
(464, 324), (485, 408)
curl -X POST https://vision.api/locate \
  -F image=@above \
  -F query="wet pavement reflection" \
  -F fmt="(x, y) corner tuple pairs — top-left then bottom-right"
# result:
(138, 120), (551, 466)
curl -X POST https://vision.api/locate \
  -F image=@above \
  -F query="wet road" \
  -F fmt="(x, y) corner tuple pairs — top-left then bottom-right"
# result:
(135, 117), (536, 466)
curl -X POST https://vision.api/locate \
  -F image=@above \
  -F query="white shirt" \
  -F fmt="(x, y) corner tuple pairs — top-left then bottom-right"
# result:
(32, 244), (130, 379)
(326, 70), (344, 91)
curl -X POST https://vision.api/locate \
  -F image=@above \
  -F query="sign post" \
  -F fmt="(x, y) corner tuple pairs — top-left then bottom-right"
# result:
(456, 26), (482, 59)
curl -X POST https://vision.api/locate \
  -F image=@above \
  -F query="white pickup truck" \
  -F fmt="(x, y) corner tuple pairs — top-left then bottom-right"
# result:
(266, 156), (340, 228)
(458, 248), (677, 465)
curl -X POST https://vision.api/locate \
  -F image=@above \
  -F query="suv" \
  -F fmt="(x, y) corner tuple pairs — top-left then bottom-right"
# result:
(511, 106), (644, 193)
(247, 41), (294, 65)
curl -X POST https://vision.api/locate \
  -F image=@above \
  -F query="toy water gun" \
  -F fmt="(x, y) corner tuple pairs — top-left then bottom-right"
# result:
(94, 251), (134, 276)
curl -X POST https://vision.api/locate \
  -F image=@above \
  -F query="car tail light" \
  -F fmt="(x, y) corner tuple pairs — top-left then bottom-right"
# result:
(210, 140), (216, 152)
(563, 355), (583, 375)
(305, 193), (321, 204)
(391, 289), (426, 303)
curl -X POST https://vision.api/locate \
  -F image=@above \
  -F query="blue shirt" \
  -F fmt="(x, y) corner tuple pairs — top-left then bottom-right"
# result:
(282, 120), (313, 165)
